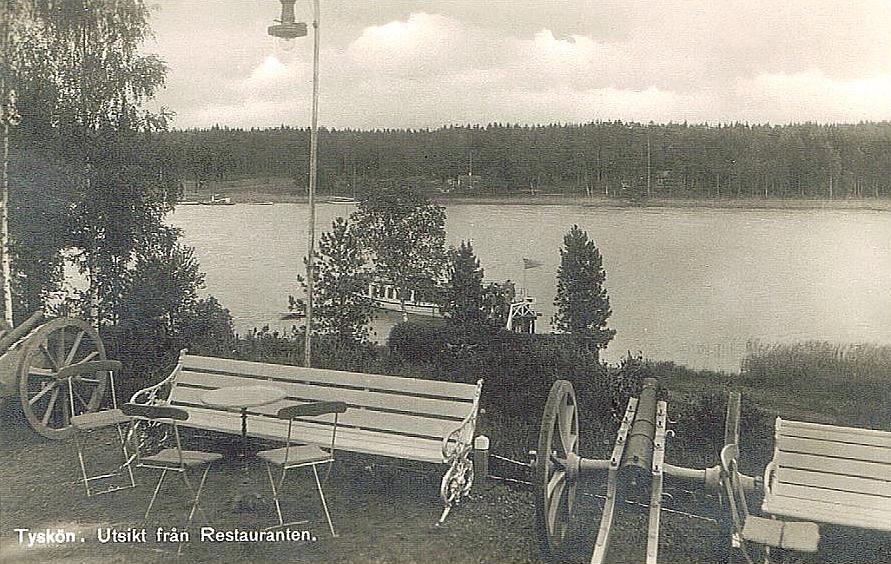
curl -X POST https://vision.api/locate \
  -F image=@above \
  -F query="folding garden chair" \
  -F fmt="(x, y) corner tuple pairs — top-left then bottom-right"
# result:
(720, 443), (819, 564)
(256, 401), (348, 536)
(68, 360), (137, 497)
(121, 403), (222, 555)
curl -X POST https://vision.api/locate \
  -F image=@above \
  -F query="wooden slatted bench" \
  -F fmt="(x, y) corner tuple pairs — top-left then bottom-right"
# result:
(762, 417), (891, 533)
(130, 352), (483, 524)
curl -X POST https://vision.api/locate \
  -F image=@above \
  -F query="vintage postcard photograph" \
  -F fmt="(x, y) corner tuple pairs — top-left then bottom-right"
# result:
(1, 1), (889, 563)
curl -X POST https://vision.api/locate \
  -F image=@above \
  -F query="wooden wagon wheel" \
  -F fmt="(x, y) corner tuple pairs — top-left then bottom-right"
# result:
(535, 379), (580, 558)
(17, 318), (108, 439)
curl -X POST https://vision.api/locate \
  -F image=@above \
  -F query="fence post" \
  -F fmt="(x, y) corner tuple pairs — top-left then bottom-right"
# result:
(473, 435), (489, 491)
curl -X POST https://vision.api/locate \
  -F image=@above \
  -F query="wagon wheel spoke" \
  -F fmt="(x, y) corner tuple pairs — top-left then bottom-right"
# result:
(64, 330), (86, 366)
(42, 388), (60, 426)
(38, 342), (61, 371)
(547, 475), (567, 533)
(56, 327), (66, 368)
(28, 381), (58, 405)
(559, 400), (577, 454)
(547, 470), (566, 504)
(79, 351), (99, 363)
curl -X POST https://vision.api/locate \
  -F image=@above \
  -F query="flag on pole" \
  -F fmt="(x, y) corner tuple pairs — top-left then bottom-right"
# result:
(523, 258), (543, 270)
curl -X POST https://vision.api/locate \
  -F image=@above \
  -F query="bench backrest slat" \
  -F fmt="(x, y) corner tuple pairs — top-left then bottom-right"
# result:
(173, 369), (472, 419)
(778, 419), (891, 447)
(780, 467), (891, 498)
(777, 435), (891, 465)
(773, 482), (890, 512)
(776, 451), (891, 481)
(180, 355), (478, 400)
(172, 387), (462, 440)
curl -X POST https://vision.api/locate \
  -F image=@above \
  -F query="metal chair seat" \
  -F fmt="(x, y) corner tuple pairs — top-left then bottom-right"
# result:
(141, 448), (223, 468)
(257, 444), (332, 467)
(742, 516), (820, 553)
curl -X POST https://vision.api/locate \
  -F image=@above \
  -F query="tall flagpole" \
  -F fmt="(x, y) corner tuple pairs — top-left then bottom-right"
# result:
(303, 0), (319, 368)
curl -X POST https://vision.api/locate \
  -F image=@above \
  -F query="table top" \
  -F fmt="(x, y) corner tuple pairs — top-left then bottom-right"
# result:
(200, 384), (286, 410)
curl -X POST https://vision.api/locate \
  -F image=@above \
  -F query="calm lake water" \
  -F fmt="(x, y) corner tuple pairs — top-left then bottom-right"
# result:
(168, 204), (891, 372)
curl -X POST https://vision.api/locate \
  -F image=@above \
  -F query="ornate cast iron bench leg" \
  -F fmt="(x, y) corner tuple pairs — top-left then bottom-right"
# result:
(438, 448), (474, 525)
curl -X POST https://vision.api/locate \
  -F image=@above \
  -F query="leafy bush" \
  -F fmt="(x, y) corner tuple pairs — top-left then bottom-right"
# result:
(387, 319), (455, 360)
(104, 294), (235, 402)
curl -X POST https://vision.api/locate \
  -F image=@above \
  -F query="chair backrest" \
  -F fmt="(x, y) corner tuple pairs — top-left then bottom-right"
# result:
(279, 401), (347, 456)
(277, 401), (347, 419)
(122, 403), (190, 421)
(65, 360), (125, 417)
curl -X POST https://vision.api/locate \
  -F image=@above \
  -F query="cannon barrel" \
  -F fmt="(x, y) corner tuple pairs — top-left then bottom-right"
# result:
(0, 311), (46, 396)
(0, 311), (44, 355)
(619, 378), (660, 488)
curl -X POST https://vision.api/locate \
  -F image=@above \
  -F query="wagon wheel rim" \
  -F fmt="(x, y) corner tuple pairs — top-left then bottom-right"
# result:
(18, 318), (108, 439)
(535, 380), (580, 559)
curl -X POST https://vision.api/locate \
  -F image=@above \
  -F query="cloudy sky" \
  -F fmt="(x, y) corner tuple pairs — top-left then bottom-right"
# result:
(143, 0), (891, 130)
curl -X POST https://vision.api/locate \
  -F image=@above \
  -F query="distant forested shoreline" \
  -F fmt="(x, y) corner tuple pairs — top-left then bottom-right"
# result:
(162, 121), (890, 200)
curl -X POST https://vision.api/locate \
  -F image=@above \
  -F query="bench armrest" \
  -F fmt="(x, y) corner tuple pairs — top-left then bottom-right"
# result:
(129, 363), (181, 405)
(762, 460), (775, 500)
(441, 379), (484, 462)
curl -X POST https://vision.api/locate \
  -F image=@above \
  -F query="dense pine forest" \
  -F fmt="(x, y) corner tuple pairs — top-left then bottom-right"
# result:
(163, 121), (891, 199)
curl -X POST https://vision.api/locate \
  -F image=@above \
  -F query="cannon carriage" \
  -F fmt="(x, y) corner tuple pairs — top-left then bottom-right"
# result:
(532, 378), (761, 563)
(0, 312), (118, 439)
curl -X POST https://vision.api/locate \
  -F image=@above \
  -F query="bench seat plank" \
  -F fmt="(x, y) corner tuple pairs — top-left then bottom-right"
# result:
(180, 355), (479, 400)
(773, 482), (891, 512)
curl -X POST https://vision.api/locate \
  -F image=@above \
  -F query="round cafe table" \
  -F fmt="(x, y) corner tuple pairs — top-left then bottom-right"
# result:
(201, 384), (286, 510)
(200, 384), (286, 447)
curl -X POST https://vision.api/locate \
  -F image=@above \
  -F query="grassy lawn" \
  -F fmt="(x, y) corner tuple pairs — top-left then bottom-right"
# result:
(2, 348), (891, 564)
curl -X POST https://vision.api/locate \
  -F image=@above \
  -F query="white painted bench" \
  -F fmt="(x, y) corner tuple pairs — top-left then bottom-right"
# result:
(762, 417), (891, 533)
(130, 352), (483, 523)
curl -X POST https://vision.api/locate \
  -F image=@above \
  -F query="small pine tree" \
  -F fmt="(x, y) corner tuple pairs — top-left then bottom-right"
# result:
(552, 224), (616, 352)
(441, 240), (486, 326)
(303, 217), (374, 344)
